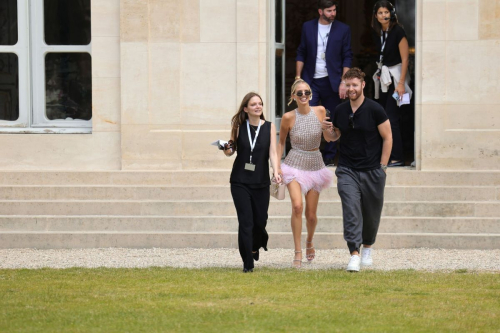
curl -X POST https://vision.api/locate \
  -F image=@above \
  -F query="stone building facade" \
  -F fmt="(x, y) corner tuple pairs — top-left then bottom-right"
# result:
(1, 0), (499, 172)
(0, 0), (498, 250)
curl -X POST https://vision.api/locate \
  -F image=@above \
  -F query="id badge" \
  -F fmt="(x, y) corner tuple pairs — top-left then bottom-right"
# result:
(245, 163), (256, 171)
(321, 52), (325, 60)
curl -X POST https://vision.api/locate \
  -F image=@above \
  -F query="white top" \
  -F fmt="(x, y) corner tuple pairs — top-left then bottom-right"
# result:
(372, 63), (412, 102)
(314, 22), (331, 79)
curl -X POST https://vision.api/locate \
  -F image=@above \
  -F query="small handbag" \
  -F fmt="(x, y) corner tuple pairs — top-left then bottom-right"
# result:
(270, 177), (285, 200)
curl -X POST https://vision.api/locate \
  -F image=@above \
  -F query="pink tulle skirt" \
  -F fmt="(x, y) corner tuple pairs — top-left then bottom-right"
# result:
(281, 163), (333, 194)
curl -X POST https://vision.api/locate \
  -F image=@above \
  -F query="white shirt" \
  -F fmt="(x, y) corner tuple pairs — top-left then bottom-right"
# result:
(314, 22), (331, 79)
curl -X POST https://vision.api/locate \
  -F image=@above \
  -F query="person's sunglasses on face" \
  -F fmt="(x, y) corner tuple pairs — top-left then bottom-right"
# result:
(295, 90), (311, 97)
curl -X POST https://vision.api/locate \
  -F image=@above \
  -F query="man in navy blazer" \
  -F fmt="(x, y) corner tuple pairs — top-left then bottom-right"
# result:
(296, 0), (353, 166)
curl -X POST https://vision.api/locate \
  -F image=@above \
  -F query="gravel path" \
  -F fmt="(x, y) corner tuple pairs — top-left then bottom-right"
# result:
(1, 248), (499, 272)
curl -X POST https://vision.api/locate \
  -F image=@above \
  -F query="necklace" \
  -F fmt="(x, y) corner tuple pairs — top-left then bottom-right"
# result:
(248, 119), (261, 128)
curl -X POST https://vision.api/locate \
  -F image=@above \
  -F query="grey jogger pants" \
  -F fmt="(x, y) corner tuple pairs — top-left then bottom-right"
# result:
(335, 165), (386, 254)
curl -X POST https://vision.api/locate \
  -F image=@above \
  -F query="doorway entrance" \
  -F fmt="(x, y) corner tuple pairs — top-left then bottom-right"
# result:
(273, 0), (416, 166)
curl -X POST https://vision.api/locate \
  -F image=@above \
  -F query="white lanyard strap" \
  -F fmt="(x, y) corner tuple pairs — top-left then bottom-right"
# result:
(318, 23), (332, 49)
(379, 31), (388, 63)
(246, 120), (262, 164)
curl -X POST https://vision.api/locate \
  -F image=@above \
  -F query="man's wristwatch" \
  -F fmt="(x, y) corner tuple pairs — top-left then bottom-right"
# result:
(381, 164), (388, 171)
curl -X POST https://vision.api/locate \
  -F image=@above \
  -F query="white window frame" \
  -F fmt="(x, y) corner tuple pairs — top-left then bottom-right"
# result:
(269, 0), (285, 125)
(31, 0), (91, 129)
(0, 0), (92, 133)
(0, 0), (30, 128)
(270, 0), (285, 158)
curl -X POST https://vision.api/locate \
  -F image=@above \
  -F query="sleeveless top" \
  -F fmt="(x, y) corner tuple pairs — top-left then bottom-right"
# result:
(282, 109), (325, 171)
(230, 120), (271, 187)
(290, 109), (322, 151)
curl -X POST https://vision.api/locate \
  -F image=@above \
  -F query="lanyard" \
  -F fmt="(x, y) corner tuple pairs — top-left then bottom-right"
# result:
(379, 30), (388, 63)
(318, 23), (332, 53)
(246, 120), (262, 164)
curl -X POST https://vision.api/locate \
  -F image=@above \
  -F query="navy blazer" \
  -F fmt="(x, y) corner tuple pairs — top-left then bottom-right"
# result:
(296, 19), (353, 92)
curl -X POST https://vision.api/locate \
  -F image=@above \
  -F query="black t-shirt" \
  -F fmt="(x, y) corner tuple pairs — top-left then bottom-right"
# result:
(230, 120), (271, 187)
(373, 24), (406, 67)
(333, 98), (388, 171)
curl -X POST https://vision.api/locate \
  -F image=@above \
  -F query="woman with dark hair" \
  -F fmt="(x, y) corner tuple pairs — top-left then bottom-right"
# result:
(372, 0), (412, 167)
(277, 79), (334, 268)
(223, 92), (281, 273)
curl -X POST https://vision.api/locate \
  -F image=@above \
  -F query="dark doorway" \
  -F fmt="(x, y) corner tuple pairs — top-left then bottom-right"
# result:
(284, 0), (416, 165)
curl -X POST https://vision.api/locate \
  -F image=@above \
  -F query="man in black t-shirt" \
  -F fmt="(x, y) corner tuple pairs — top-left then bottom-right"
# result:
(322, 68), (392, 272)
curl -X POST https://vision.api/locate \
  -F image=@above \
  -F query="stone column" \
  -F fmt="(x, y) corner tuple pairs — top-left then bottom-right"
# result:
(419, 0), (500, 170)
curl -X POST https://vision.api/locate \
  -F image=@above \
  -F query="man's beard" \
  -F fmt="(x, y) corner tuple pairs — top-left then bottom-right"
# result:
(348, 90), (362, 101)
(322, 14), (335, 23)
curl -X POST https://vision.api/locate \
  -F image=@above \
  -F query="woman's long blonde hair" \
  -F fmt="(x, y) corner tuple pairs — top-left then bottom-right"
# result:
(230, 92), (265, 150)
(287, 79), (313, 106)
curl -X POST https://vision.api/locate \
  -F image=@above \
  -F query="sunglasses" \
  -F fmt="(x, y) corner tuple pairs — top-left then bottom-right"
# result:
(295, 90), (311, 97)
(348, 113), (355, 129)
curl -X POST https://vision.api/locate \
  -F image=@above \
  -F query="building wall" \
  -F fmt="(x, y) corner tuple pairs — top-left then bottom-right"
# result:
(1, 0), (499, 171)
(120, 0), (269, 170)
(418, 0), (500, 170)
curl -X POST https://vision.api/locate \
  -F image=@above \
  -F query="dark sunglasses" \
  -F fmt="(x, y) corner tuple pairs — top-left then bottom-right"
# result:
(295, 90), (311, 97)
(348, 113), (355, 129)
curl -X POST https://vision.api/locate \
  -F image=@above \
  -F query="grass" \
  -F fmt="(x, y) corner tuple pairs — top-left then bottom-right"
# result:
(0, 268), (499, 333)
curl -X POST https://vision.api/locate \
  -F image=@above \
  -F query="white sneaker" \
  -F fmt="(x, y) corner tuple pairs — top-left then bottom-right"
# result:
(361, 248), (373, 267)
(346, 255), (361, 272)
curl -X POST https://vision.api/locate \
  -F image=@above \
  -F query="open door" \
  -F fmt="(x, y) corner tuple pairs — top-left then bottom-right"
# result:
(272, 0), (416, 165)
(271, 0), (286, 153)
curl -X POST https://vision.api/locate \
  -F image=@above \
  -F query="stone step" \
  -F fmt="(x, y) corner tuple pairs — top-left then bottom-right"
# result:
(0, 185), (497, 202)
(1, 216), (498, 234)
(0, 170), (499, 186)
(0, 231), (498, 249)
(0, 200), (498, 217)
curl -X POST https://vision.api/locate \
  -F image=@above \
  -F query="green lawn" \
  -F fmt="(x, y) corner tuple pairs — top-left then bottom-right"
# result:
(0, 268), (498, 333)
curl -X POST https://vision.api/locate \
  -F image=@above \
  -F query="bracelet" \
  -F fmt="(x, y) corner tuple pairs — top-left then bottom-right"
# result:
(295, 76), (301, 80)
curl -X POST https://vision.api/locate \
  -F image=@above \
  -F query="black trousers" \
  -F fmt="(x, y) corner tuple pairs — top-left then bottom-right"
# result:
(336, 165), (386, 254)
(379, 82), (403, 161)
(230, 183), (270, 270)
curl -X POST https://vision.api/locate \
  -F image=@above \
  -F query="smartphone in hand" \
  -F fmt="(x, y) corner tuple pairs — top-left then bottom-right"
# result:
(325, 109), (333, 123)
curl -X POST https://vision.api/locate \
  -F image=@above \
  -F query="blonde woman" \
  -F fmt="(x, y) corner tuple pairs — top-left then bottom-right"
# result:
(277, 80), (334, 268)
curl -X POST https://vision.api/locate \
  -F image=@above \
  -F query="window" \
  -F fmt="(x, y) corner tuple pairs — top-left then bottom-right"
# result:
(0, 0), (91, 133)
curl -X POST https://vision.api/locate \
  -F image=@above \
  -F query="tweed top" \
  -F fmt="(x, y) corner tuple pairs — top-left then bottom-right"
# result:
(283, 109), (325, 171)
(289, 109), (322, 151)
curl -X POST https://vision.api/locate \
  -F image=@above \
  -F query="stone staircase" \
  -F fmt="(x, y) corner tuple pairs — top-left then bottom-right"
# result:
(0, 170), (499, 249)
